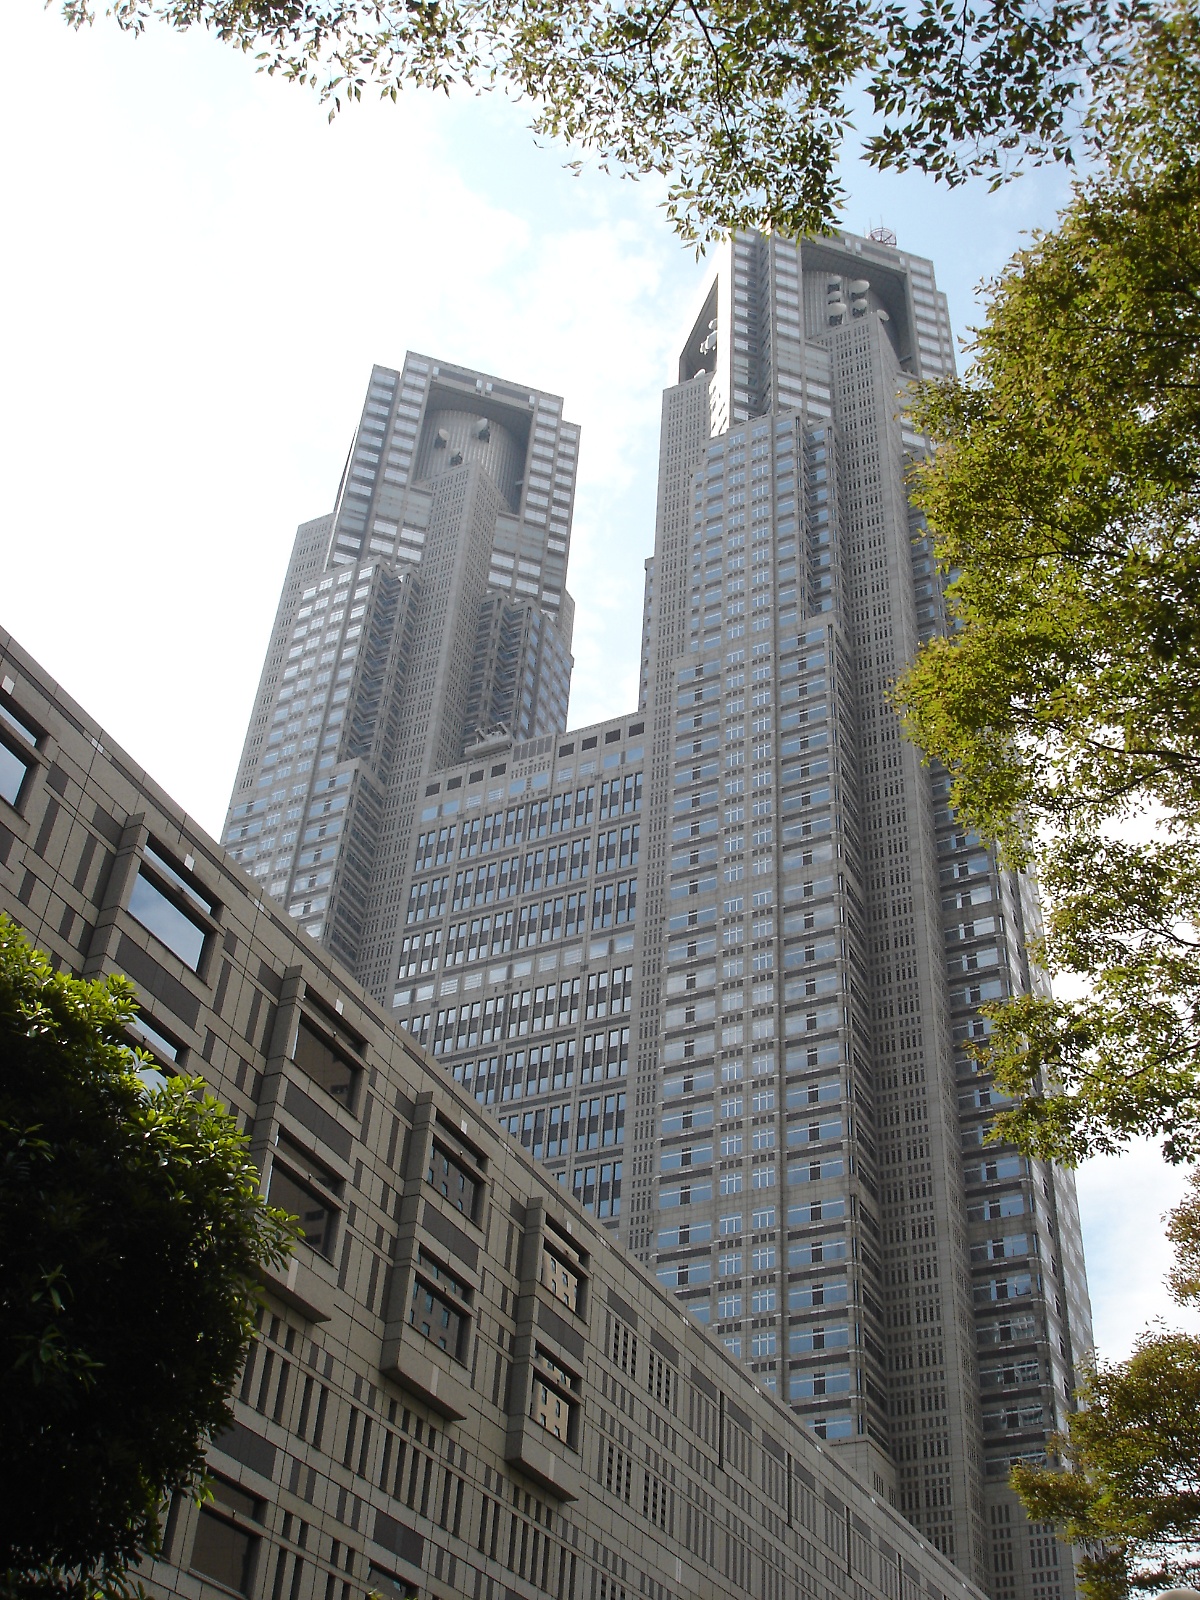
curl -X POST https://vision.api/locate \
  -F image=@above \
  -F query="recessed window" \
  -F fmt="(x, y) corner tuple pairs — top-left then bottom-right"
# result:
(190, 1479), (262, 1595)
(268, 1141), (341, 1258)
(0, 740), (30, 807)
(128, 1013), (184, 1071)
(427, 1141), (479, 1221)
(368, 1566), (418, 1600)
(409, 1248), (470, 1357)
(128, 872), (207, 971)
(541, 1244), (581, 1313)
(0, 699), (39, 749)
(143, 844), (214, 915)
(292, 1017), (357, 1105)
(531, 1346), (579, 1442)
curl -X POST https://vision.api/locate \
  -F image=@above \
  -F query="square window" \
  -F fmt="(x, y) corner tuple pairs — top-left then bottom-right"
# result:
(128, 871), (207, 970)
(293, 1017), (358, 1104)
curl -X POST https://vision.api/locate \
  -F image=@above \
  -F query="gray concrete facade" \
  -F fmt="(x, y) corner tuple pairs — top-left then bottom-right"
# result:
(0, 627), (989, 1600)
(210, 228), (1091, 1600)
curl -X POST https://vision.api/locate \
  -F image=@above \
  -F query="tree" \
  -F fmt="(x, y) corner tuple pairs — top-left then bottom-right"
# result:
(0, 915), (295, 1600)
(893, 7), (1200, 1166)
(1011, 1171), (1200, 1600)
(56, 0), (1155, 243)
(1013, 1332), (1200, 1600)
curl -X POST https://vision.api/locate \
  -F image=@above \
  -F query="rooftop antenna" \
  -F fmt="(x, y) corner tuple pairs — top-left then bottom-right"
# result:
(868, 223), (898, 247)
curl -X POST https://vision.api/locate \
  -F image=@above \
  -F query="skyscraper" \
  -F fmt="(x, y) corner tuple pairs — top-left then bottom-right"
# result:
(224, 356), (577, 980)
(223, 228), (1092, 1600)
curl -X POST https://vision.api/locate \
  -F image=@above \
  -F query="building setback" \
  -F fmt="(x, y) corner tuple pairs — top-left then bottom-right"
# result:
(214, 229), (1091, 1600)
(1, 627), (990, 1600)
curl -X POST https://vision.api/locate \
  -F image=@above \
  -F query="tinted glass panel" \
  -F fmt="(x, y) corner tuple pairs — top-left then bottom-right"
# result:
(531, 1380), (574, 1440)
(0, 742), (29, 806)
(541, 1247), (580, 1311)
(426, 1144), (478, 1219)
(268, 1164), (334, 1257)
(409, 1277), (466, 1357)
(129, 1014), (181, 1065)
(0, 702), (38, 746)
(210, 1478), (261, 1520)
(414, 1246), (469, 1301)
(128, 871), (206, 970)
(368, 1566), (417, 1600)
(293, 1019), (356, 1103)
(534, 1346), (577, 1390)
(191, 1512), (255, 1594)
(143, 844), (214, 914)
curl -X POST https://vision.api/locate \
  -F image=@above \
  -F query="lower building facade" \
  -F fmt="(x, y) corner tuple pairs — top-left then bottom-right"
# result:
(0, 625), (993, 1600)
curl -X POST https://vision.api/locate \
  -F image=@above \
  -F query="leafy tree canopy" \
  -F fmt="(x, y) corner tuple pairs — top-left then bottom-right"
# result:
(0, 915), (295, 1600)
(1014, 1331), (1200, 1600)
(1012, 1171), (1200, 1600)
(57, 0), (1155, 242)
(894, 8), (1200, 1166)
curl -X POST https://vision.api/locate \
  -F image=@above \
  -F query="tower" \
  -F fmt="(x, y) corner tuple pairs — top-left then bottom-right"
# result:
(222, 236), (1092, 1600)
(629, 229), (1090, 1594)
(223, 356), (577, 979)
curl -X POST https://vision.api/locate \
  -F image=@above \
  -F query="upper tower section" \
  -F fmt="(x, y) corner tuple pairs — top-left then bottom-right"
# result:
(677, 230), (955, 433)
(327, 355), (578, 642)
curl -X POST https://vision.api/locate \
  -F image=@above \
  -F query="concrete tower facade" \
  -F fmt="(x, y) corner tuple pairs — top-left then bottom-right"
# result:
(628, 230), (1092, 1600)
(223, 235), (1092, 1600)
(224, 356), (576, 981)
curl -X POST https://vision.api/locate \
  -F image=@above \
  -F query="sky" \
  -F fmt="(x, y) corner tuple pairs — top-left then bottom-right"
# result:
(2, 0), (1193, 1368)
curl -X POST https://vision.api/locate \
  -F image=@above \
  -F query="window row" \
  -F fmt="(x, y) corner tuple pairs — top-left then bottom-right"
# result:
(413, 772), (643, 869)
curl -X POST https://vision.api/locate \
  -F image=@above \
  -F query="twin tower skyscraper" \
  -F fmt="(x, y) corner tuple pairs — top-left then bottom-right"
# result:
(222, 228), (1092, 1600)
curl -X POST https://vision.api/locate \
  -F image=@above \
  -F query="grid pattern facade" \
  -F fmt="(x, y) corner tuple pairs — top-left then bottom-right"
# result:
(0, 627), (989, 1600)
(222, 358), (579, 988)
(388, 718), (647, 1224)
(622, 230), (1091, 1600)
(211, 228), (1091, 1600)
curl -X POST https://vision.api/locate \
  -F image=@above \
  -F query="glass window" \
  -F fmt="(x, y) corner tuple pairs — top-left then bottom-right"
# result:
(368, 1567), (417, 1600)
(531, 1346), (578, 1441)
(409, 1249), (469, 1357)
(128, 1014), (183, 1068)
(0, 741), (30, 807)
(427, 1142), (479, 1219)
(268, 1163), (336, 1257)
(143, 844), (214, 915)
(128, 870), (207, 970)
(541, 1245), (581, 1312)
(0, 701), (39, 747)
(293, 1018), (357, 1104)
(531, 1380), (573, 1440)
(190, 1480), (261, 1595)
(191, 1513), (257, 1593)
